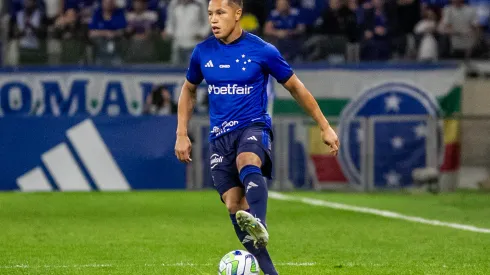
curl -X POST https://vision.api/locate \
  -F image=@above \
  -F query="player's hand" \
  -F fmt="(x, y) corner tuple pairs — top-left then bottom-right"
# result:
(175, 135), (192, 163)
(321, 126), (340, 156)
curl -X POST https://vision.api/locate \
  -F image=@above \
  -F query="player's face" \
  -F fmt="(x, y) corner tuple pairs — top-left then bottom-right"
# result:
(208, 0), (241, 40)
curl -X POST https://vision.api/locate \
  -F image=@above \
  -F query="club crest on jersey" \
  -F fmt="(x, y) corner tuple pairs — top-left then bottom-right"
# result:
(235, 53), (252, 72)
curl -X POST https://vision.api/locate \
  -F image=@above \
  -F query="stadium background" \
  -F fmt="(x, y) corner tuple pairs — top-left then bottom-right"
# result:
(1, 0), (490, 274)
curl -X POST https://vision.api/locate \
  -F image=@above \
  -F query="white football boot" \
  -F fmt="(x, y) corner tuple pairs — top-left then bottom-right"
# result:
(236, 210), (269, 248)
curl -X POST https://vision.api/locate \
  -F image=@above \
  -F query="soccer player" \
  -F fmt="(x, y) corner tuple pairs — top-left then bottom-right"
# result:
(174, 0), (339, 274)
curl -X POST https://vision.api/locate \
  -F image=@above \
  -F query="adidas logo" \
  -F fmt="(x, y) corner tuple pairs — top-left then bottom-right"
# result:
(247, 136), (257, 141)
(204, 60), (214, 68)
(16, 119), (130, 192)
(246, 182), (258, 193)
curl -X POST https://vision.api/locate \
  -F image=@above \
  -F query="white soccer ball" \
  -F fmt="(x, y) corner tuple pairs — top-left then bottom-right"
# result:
(218, 250), (260, 275)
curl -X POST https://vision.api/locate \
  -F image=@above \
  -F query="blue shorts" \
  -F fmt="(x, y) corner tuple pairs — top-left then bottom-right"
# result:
(209, 123), (273, 199)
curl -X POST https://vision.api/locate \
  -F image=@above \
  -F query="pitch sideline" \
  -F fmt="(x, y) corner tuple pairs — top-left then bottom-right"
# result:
(0, 262), (317, 269)
(269, 192), (490, 234)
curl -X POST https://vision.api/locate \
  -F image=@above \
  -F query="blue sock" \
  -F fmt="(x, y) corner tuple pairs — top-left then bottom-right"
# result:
(230, 212), (278, 275)
(239, 165), (268, 227)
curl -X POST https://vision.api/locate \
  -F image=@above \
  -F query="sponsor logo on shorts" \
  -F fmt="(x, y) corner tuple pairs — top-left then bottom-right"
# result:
(211, 120), (239, 136)
(210, 154), (223, 169)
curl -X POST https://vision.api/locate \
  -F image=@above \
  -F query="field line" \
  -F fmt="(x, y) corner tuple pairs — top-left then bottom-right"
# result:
(269, 192), (490, 234)
(0, 262), (316, 269)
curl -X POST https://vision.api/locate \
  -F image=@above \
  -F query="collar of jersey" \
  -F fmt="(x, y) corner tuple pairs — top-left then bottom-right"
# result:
(217, 30), (247, 46)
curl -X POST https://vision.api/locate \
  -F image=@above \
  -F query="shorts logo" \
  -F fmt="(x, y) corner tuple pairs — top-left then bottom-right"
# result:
(210, 154), (223, 169)
(247, 136), (257, 141)
(211, 120), (239, 136)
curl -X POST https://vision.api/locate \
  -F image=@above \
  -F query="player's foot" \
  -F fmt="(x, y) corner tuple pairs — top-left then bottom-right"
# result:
(236, 210), (269, 248)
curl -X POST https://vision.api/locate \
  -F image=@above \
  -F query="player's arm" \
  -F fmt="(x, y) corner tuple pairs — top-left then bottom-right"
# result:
(175, 44), (203, 163)
(175, 80), (198, 163)
(282, 74), (340, 155)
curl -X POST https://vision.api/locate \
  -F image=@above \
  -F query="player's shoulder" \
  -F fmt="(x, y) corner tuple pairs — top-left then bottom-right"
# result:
(243, 33), (282, 59)
(195, 35), (218, 50)
(243, 32), (276, 52)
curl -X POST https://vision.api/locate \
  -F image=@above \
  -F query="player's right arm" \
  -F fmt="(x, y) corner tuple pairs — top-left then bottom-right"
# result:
(175, 80), (198, 163)
(262, 43), (339, 156)
(175, 45), (204, 163)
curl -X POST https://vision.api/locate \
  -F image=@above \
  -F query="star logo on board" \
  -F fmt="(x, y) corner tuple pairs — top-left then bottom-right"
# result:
(236, 54), (252, 71)
(414, 123), (427, 139)
(337, 82), (444, 191)
(384, 170), (401, 186)
(385, 94), (401, 112)
(391, 136), (404, 149)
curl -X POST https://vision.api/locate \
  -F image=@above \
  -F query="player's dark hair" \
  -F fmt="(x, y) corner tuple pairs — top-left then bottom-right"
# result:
(228, 0), (243, 8)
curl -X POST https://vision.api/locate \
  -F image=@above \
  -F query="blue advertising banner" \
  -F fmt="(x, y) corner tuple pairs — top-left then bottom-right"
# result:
(0, 116), (186, 191)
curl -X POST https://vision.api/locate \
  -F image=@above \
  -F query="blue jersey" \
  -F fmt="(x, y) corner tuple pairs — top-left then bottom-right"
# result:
(186, 31), (294, 141)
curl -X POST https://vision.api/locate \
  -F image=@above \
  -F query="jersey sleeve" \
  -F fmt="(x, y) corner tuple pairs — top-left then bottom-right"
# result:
(262, 43), (294, 84)
(186, 46), (204, 85)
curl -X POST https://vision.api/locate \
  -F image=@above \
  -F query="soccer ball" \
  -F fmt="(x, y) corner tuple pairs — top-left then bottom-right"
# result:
(218, 250), (260, 275)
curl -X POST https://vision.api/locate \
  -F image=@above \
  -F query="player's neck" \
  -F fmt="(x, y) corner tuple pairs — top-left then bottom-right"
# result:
(220, 28), (243, 45)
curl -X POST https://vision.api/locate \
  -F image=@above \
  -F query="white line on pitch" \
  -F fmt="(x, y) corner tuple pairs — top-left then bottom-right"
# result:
(269, 192), (490, 234)
(0, 262), (316, 269)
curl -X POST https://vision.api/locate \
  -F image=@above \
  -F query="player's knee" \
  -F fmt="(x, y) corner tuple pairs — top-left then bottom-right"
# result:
(225, 201), (241, 214)
(239, 196), (250, 210)
(236, 152), (261, 172)
(222, 187), (246, 214)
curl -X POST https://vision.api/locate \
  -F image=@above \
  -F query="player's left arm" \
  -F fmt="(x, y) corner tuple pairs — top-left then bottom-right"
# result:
(282, 75), (340, 155)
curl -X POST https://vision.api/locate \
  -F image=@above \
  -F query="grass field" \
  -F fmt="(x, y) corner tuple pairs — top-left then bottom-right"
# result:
(1, 190), (490, 274)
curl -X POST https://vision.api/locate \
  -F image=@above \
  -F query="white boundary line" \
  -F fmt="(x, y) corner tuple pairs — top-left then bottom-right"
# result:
(269, 192), (490, 234)
(0, 262), (316, 269)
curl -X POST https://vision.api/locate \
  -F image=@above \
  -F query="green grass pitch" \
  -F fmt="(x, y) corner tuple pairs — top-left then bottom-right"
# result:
(0, 190), (489, 274)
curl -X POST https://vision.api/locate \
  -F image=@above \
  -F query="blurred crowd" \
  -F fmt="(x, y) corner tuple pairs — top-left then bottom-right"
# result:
(0, 0), (489, 66)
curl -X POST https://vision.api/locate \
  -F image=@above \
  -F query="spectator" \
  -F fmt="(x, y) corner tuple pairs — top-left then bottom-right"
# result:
(360, 0), (396, 60)
(396, 0), (421, 59)
(43, 0), (61, 25)
(163, 0), (209, 66)
(125, 0), (161, 11)
(303, 0), (359, 62)
(438, 0), (479, 58)
(421, 0), (449, 11)
(12, 0), (46, 50)
(240, 12), (260, 34)
(243, 0), (269, 31)
(414, 6), (439, 61)
(264, 0), (306, 61)
(54, 1), (95, 39)
(8, 0), (46, 17)
(125, 0), (158, 61)
(143, 85), (177, 115)
(468, 0), (490, 30)
(89, 0), (127, 65)
(293, 0), (327, 30)
(126, 0), (158, 40)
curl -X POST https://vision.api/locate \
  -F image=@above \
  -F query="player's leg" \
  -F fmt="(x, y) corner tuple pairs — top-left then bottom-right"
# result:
(235, 152), (270, 247)
(235, 126), (279, 275)
(223, 188), (278, 275)
(235, 126), (273, 244)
